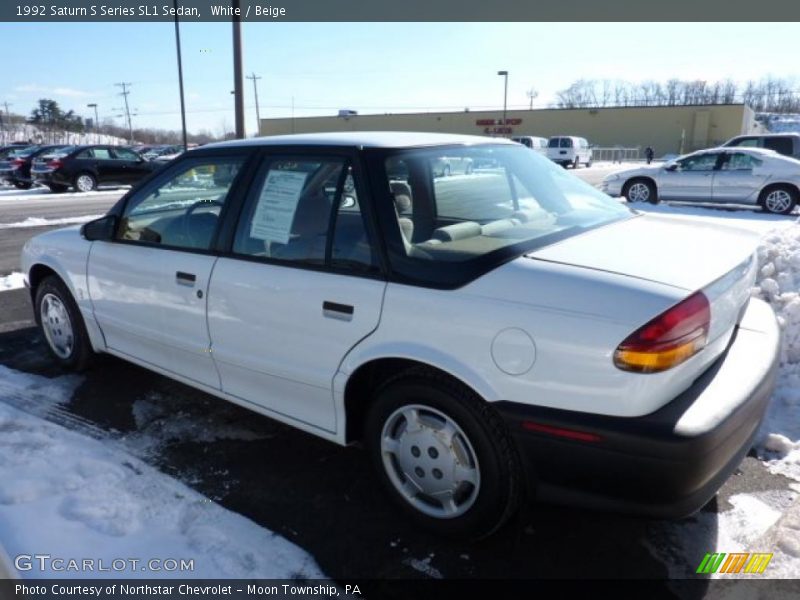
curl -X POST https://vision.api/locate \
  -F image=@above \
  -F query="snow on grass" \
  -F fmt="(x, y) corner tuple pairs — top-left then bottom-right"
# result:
(0, 215), (102, 229)
(0, 367), (326, 579)
(0, 273), (25, 291)
(630, 201), (798, 235)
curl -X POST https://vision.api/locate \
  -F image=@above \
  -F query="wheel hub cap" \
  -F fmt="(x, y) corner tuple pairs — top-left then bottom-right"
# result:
(766, 190), (791, 213)
(629, 182), (649, 202)
(77, 176), (93, 191)
(381, 405), (480, 519)
(40, 293), (74, 359)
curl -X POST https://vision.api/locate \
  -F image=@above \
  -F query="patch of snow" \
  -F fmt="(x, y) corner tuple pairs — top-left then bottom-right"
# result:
(647, 491), (798, 579)
(631, 201), (798, 235)
(752, 224), (800, 482)
(0, 215), (102, 229)
(0, 367), (326, 579)
(0, 273), (25, 291)
(403, 556), (443, 579)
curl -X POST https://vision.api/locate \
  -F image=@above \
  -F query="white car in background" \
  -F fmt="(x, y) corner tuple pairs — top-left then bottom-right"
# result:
(511, 136), (549, 155)
(602, 146), (800, 214)
(546, 135), (592, 168)
(21, 132), (778, 538)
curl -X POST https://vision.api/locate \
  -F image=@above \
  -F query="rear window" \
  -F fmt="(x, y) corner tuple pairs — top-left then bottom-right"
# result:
(549, 138), (573, 148)
(378, 144), (631, 286)
(764, 137), (794, 156)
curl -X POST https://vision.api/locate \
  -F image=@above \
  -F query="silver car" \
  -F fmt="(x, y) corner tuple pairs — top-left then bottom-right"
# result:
(602, 147), (800, 214)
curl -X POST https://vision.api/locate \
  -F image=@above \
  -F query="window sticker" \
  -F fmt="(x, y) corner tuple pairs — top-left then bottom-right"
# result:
(249, 170), (308, 244)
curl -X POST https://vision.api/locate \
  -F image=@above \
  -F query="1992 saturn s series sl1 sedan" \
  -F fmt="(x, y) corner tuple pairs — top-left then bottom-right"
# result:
(21, 132), (779, 538)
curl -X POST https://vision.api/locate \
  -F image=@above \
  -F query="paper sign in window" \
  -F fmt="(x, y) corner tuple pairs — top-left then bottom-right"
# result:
(249, 170), (308, 244)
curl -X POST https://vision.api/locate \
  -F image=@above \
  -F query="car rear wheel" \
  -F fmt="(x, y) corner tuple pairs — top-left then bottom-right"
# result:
(74, 173), (96, 192)
(760, 185), (797, 215)
(572, 157), (580, 169)
(365, 367), (522, 539)
(13, 181), (32, 190)
(35, 275), (94, 371)
(623, 178), (658, 204)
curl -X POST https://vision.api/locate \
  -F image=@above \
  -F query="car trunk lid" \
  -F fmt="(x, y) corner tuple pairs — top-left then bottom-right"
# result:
(527, 213), (760, 346)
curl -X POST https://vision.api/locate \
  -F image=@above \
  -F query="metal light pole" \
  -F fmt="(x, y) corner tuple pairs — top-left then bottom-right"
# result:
(232, 0), (245, 138)
(174, 0), (188, 149)
(87, 103), (99, 142)
(497, 70), (508, 135)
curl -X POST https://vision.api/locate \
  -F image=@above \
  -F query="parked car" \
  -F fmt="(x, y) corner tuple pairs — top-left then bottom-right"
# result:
(22, 132), (778, 538)
(511, 135), (549, 155)
(31, 145), (160, 192)
(0, 144), (69, 189)
(723, 133), (800, 160)
(602, 146), (800, 214)
(546, 135), (592, 168)
(143, 145), (184, 161)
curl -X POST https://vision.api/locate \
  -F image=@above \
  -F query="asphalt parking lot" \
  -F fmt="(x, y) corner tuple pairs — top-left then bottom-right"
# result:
(0, 170), (796, 591)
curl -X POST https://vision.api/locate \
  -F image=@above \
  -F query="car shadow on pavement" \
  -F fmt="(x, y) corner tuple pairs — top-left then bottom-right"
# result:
(0, 326), (715, 591)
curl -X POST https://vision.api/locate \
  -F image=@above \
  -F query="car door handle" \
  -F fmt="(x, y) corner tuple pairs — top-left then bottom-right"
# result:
(323, 301), (354, 321)
(176, 271), (196, 285)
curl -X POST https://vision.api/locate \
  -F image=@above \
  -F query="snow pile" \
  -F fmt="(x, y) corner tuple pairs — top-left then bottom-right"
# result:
(752, 223), (800, 481)
(648, 490), (800, 579)
(0, 273), (25, 291)
(0, 368), (326, 579)
(0, 215), (102, 229)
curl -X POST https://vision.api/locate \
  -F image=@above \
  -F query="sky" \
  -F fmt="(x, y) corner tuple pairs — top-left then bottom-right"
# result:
(1, 22), (799, 137)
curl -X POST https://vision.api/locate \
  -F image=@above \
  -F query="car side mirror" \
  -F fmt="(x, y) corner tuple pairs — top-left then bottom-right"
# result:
(665, 163), (678, 172)
(81, 215), (118, 241)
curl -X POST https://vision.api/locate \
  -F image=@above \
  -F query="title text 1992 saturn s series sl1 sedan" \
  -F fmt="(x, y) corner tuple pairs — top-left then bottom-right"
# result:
(21, 132), (779, 538)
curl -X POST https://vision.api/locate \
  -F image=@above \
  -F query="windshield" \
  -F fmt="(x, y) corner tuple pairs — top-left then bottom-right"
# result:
(380, 144), (631, 282)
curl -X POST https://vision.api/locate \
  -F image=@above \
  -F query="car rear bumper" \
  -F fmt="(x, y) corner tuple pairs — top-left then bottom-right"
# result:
(495, 297), (780, 519)
(32, 171), (68, 186)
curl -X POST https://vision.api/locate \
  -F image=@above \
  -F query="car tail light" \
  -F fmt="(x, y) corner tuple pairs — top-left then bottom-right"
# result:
(11, 158), (24, 167)
(614, 292), (710, 373)
(47, 159), (63, 169)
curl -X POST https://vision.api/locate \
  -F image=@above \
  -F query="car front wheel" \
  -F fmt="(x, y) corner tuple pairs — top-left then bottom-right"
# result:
(760, 185), (797, 215)
(365, 367), (522, 539)
(35, 275), (94, 370)
(623, 178), (658, 204)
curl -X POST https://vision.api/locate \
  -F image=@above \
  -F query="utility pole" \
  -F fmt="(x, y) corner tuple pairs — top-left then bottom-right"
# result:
(231, 0), (245, 139)
(115, 82), (134, 143)
(173, 0), (188, 149)
(246, 72), (262, 136)
(526, 88), (538, 110)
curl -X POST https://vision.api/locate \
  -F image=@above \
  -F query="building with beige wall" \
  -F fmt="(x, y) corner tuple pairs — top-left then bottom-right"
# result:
(260, 104), (765, 155)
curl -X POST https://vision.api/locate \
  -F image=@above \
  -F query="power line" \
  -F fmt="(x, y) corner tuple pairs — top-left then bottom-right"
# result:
(246, 72), (262, 136)
(115, 82), (134, 143)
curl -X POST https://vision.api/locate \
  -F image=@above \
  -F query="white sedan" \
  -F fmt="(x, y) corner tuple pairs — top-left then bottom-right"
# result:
(21, 132), (779, 538)
(602, 146), (800, 214)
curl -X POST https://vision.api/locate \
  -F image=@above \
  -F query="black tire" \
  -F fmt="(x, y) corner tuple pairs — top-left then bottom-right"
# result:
(572, 157), (579, 169)
(13, 181), (32, 190)
(34, 275), (95, 371)
(365, 366), (522, 539)
(759, 185), (797, 215)
(48, 184), (69, 194)
(622, 178), (659, 204)
(586, 160), (592, 168)
(74, 172), (97, 192)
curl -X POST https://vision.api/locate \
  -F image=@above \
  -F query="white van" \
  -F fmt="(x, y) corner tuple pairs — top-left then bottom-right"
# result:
(511, 136), (548, 155)
(547, 136), (592, 168)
